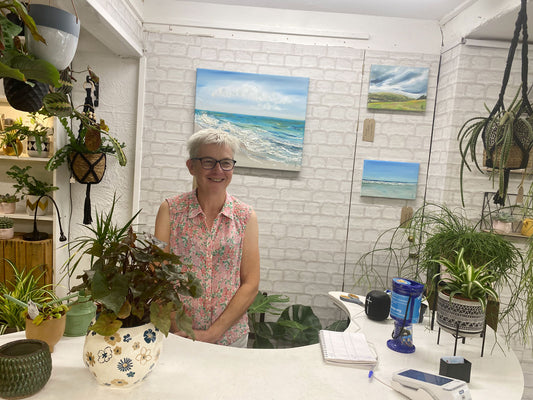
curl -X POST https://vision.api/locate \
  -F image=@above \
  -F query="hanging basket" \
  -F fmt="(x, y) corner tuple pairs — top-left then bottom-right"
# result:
(3, 78), (49, 112)
(68, 152), (106, 184)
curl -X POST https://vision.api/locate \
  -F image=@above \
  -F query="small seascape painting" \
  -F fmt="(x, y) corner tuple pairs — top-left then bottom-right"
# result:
(361, 160), (420, 200)
(367, 65), (429, 112)
(194, 68), (310, 171)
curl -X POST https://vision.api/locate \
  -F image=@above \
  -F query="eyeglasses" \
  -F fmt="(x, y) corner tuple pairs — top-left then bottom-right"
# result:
(192, 157), (237, 171)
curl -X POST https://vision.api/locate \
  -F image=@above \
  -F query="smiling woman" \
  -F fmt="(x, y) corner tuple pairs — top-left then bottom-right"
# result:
(154, 128), (260, 347)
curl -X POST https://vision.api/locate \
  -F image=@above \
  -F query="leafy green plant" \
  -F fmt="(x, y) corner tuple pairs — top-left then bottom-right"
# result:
(0, 260), (56, 334)
(21, 303), (69, 326)
(247, 291), (322, 348)
(6, 165), (58, 196)
(433, 248), (499, 311)
(0, 127), (25, 156)
(0, 1), (60, 87)
(457, 89), (533, 205)
(353, 202), (532, 343)
(65, 196), (202, 337)
(0, 193), (19, 203)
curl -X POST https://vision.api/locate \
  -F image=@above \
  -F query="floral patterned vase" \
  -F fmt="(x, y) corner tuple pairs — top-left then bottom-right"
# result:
(82, 323), (164, 388)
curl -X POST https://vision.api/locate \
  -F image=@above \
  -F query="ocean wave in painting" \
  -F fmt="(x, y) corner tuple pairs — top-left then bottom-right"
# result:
(195, 109), (305, 168)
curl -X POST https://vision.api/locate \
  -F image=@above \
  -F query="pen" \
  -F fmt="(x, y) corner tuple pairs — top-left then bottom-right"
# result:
(340, 294), (364, 306)
(368, 369), (374, 380)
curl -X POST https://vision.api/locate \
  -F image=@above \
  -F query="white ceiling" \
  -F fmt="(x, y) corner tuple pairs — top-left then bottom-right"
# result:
(180, 0), (528, 42)
(180, 0), (474, 20)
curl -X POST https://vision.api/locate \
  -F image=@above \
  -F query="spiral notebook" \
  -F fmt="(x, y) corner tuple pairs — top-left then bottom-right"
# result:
(318, 330), (377, 366)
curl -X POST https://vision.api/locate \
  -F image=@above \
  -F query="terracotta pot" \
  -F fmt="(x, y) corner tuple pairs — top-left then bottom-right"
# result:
(25, 314), (66, 353)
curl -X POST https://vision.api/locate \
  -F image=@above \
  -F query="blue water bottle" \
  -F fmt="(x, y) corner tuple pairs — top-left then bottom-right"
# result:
(387, 278), (424, 353)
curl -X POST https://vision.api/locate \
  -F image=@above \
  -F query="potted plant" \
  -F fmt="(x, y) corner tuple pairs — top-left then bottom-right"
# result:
(0, 216), (14, 239)
(0, 261), (56, 334)
(6, 165), (58, 216)
(19, 116), (52, 158)
(64, 196), (202, 387)
(0, 127), (25, 156)
(457, 89), (533, 206)
(432, 248), (499, 337)
(44, 109), (126, 181)
(354, 203), (530, 342)
(0, 1), (61, 112)
(0, 193), (19, 214)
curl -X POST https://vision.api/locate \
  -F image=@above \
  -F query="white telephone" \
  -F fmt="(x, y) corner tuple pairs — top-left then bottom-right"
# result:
(391, 369), (471, 400)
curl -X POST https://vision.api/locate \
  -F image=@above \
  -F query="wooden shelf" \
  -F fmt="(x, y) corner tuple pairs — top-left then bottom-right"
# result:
(0, 154), (49, 162)
(0, 212), (53, 222)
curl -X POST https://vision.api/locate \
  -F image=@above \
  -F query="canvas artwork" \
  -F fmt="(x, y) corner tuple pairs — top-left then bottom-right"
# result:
(367, 65), (429, 112)
(194, 68), (310, 171)
(361, 160), (420, 200)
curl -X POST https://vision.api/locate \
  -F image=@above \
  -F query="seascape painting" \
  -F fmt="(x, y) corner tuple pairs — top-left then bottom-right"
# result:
(367, 65), (429, 112)
(194, 68), (310, 171)
(361, 160), (420, 200)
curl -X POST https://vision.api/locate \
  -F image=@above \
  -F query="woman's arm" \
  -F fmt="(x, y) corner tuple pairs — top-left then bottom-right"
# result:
(154, 200), (171, 252)
(194, 210), (260, 343)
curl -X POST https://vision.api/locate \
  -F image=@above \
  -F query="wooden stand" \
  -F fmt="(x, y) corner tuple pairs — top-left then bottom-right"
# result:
(0, 233), (53, 285)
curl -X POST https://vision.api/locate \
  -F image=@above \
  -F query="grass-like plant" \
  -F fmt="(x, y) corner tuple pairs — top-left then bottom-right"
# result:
(0, 260), (56, 334)
(432, 248), (499, 311)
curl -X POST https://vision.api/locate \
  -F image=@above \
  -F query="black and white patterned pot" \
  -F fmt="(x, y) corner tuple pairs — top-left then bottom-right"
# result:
(436, 290), (485, 337)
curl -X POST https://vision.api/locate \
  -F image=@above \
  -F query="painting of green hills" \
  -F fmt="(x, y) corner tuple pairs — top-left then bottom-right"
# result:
(368, 65), (429, 112)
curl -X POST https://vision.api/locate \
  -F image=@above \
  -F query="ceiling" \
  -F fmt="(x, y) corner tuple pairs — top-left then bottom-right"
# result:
(180, 0), (528, 42)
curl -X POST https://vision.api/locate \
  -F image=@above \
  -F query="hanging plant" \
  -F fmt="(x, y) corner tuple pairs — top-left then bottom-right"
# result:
(457, 0), (533, 206)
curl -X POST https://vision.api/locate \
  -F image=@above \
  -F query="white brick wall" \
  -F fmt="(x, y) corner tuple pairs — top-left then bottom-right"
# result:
(138, 30), (532, 397)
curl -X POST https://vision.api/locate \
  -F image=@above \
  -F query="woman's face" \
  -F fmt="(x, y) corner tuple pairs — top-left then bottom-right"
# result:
(187, 143), (234, 193)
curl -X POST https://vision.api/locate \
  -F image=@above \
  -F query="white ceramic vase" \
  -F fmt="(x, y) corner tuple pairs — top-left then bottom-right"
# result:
(82, 323), (164, 388)
(436, 290), (485, 337)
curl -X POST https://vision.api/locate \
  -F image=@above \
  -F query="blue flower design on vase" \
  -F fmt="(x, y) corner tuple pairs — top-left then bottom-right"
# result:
(143, 329), (156, 343)
(123, 334), (132, 343)
(117, 358), (133, 372)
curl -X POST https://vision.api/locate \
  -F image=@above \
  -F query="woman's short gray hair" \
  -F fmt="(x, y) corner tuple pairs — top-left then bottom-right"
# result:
(187, 128), (241, 158)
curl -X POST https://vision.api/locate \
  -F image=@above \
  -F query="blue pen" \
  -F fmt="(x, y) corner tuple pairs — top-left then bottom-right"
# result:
(368, 369), (374, 380)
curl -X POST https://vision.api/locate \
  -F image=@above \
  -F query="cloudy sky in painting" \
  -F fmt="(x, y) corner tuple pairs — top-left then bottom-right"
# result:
(195, 69), (309, 120)
(368, 65), (429, 98)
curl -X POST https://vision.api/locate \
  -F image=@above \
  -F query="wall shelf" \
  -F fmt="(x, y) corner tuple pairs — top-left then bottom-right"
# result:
(480, 192), (530, 238)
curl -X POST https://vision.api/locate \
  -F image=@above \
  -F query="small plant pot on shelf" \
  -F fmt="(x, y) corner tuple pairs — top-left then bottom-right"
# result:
(0, 227), (14, 240)
(0, 202), (16, 214)
(27, 135), (50, 158)
(25, 195), (49, 216)
(2, 140), (24, 156)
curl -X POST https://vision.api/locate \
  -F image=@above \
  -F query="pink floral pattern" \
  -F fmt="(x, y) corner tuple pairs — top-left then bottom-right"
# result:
(167, 191), (252, 345)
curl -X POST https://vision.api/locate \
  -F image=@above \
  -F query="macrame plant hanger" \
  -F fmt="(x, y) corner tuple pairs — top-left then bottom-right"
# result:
(77, 75), (102, 224)
(482, 0), (533, 206)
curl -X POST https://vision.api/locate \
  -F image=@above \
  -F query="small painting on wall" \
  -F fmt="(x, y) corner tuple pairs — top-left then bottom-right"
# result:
(194, 68), (310, 171)
(367, 65), (429, 112)
(361, 160), (420, 200)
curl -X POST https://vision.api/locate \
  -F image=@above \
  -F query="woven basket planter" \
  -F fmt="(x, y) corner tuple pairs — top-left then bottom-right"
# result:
(0, 339), (52, 399)
(69, 152), (106, 184)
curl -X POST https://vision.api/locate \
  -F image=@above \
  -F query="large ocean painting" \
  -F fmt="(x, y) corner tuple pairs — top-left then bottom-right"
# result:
(194, 68), (310, 171)
(361, 160), (420, 200)
(367, 65), (429, 112)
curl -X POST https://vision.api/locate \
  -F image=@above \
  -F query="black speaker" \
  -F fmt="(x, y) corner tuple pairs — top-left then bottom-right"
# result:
(365, 290), (391, 321)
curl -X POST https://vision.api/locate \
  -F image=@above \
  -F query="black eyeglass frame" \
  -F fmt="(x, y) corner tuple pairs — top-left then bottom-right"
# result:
(191, 157), (237, 171)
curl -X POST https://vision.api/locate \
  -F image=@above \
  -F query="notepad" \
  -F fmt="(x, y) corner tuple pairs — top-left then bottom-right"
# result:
(319, 330), (377, 366)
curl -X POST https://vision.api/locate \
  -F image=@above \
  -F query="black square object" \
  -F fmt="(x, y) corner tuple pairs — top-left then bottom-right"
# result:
(439, 357), (471, 383)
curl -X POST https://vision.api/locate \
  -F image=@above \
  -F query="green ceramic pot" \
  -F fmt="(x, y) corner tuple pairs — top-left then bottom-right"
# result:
(0, 339), (52, 399)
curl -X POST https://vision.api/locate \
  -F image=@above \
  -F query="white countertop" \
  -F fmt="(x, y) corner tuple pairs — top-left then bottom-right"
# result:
(0, 292), (524, 399)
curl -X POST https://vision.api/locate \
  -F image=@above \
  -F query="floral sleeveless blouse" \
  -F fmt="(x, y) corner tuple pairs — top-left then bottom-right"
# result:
(167, 191), (252, 345)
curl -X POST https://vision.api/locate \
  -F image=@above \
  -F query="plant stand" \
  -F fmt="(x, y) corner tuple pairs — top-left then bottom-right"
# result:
(436, 320), (487, 357)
